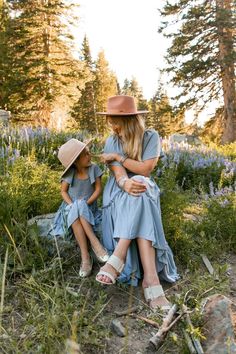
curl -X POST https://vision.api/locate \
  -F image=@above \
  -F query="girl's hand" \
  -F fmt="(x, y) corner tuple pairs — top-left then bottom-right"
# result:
(123, 178), (147, 196)
(100, 153), (118, 164)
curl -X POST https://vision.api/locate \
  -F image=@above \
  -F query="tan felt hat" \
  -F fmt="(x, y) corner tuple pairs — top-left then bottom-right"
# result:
(96, 95), (149, 116)
(58, 138), (91, 177)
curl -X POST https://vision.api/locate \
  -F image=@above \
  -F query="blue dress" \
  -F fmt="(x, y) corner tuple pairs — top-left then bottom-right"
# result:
(49, 164), (103, 238)
(102, 129), (179, 286)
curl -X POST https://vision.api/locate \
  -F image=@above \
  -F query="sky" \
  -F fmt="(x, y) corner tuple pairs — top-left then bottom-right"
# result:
(74, 0), (168, 100)
(73, 0), (219, 125)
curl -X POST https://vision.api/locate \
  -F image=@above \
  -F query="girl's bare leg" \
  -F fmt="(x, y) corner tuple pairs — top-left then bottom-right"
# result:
(79, 217), (108, 258)
(71, 219), (90, 264)
(96, 239), (131, 284)
(136, 238), (170, 308)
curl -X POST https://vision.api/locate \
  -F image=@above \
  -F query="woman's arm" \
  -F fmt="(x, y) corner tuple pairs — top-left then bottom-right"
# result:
(61, 181), (73, 205)
(87, 177), (102, 205)
(108, 164), (147, 196)
(101, 153), (158, 177)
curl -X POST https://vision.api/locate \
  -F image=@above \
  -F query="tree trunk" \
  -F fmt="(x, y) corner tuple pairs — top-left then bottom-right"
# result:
(41, 0), (52, 126)
(216, 0), (236, 143)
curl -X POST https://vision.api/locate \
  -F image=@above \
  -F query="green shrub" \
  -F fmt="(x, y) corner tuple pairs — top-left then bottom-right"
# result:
(157, 169), (194, 264)
(5, 155), (61, 218)
(194, 195), (236, 254)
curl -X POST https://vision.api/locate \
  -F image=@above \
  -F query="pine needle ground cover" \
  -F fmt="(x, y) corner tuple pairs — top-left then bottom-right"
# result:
(0, 127), (235, 353)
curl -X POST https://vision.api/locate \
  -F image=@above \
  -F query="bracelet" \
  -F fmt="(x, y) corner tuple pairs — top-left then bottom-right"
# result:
(117, 176), (128, 190)
(119, 155), (128, 165)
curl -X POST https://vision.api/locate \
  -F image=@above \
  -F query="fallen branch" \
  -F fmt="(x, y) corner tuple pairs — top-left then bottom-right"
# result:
(185, 312), (204, 354)
(114, 306), (139, 316)
(129, 314), (159, 328)
(149, 304), (178, 349)
(201, 254), (214, 275)
(182, 328), (197, 354)
(164, 311), (186, 332)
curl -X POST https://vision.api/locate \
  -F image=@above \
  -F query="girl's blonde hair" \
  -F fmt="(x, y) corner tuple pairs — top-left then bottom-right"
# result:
(107, 115), (145, 161)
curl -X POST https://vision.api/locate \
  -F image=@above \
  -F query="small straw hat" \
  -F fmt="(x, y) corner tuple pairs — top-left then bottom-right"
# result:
(96, 95), (149, 116)
(58, 138), (91, 176)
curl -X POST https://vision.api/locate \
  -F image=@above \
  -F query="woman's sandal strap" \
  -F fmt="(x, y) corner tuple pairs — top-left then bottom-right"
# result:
(96, 271), (116, 284)
(144, 285), (165, 301)
(107, 255), (124, 273)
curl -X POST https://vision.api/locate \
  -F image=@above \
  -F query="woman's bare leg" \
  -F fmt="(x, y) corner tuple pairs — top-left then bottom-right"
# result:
(136, 238), (170, 308)
(96, 239), (131, 284)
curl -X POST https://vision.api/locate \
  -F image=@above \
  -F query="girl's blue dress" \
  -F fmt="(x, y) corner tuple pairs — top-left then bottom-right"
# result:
(49, 164), (103, 238)
(102, 129), (179, 286)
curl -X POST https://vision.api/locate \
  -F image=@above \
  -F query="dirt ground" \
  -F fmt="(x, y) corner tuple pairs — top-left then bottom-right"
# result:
(91, 253), (236, 354)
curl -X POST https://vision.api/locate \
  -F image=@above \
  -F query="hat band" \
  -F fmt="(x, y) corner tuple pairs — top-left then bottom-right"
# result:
(108, 109), (137, 114)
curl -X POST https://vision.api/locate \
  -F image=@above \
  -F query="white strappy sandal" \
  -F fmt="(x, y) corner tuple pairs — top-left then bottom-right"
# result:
(91, 246), (109, 263)
(95, 255), (124, 285)
(79, 256), (93, 278)
(144, 285), (171, 311)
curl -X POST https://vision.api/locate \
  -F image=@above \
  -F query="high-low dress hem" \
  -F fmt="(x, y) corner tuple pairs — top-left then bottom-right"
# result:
(101, 130), (179, 286)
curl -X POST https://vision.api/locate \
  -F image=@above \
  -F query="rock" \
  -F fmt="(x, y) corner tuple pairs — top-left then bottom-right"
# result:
(110, 319), (126, 337)
(28, 213), (56, 237)
(28, 213), (75, 256)
(202, 294), (236, 353)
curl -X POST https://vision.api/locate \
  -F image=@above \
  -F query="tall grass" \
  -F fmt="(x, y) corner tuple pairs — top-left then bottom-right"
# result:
(0, 127), (235, 352)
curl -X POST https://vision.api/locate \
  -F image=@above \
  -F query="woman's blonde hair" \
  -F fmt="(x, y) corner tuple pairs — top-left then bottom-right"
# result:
(107, 115), (145, 161)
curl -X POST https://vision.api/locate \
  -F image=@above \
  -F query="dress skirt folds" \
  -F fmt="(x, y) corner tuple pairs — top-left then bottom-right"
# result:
(49, 164), (103, 239)
(101, 130), (179, 286)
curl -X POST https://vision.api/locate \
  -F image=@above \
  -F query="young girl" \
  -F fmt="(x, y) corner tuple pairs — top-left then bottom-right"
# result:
(50, 138), (109, 278)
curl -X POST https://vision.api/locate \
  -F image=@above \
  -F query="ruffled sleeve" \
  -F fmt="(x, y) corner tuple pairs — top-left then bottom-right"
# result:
(61, 167), (75, 185)
(142, 130), (161, 160)
(104, 135), (123, 167)
(88, 164), (103, 184)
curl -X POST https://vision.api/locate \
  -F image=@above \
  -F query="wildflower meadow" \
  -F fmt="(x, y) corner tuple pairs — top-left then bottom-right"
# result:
(0, 126), (235, 353)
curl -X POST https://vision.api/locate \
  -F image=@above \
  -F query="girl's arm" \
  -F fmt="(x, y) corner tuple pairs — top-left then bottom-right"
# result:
(101, 153), (158, 177)
(86, 177), (102, 205)
(61, 181), (73, 205)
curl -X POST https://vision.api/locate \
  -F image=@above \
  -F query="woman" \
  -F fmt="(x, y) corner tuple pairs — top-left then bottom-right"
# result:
(96, 95), (179, 310)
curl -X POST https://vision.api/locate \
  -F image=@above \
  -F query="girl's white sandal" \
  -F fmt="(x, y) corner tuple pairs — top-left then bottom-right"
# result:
(144, 285), (171, 311)
(95, 255), (124, 285)
(92, 246), (109, 263)
(79, 256), (93, 278)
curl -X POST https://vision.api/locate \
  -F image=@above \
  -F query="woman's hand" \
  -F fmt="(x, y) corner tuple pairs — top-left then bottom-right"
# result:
(123, 178), (147, 196)
(100, 153), (118, 164)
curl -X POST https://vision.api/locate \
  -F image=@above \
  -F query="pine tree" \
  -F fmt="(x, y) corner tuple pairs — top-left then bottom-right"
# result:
(116, 80), (121, 95)
(148, 91), (162, 132)
(201, 107), (224, 143)
(71, 35), (96, 133)
(148, 85), (184, 137)
(121, 77), (149, 111)
(121, 78), (131, 95)
(159, 0), (236, 143)
(129, 77), (141, 98)
(1, 0), (83, 126)
(0, 0), (11, 109)
(94, 50), (118, 135)
(155, 92), (174, 137)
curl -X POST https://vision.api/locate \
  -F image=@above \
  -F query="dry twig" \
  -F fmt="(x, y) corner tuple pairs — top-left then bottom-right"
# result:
(149, 304), (178, 349)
